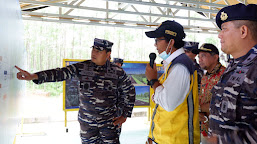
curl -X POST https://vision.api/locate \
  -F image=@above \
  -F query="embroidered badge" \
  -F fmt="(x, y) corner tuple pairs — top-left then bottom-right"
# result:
(199, 47), (212, 51)
(220, 11), (228, 21)
(165, 30), (177, 37)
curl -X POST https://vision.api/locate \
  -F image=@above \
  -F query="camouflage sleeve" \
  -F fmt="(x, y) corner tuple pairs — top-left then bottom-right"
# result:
(32, 64), (79, 84)
(117, 71), (136, 118)
(219, 124), (257, 143)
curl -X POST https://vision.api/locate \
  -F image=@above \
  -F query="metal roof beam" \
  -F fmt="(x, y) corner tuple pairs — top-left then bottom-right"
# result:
(22, 16), (218, 34)
(130, 5), (149, 22)
(20, 0), (216, 22)
(64, 0), (86, 15)
(167, 0), (226, 7)
(110, 3), (131, 19)
(104, 0), (226, 9)
(21, 11), (219, 30)
(20, 0), (220, 14)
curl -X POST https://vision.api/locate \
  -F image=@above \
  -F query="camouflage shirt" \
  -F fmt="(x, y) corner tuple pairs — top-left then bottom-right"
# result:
(33, 60), (136, 119)
(209, 45), (257, 143)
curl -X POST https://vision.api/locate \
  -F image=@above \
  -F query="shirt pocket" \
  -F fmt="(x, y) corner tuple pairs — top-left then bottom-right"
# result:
(220, 83), (241, 121)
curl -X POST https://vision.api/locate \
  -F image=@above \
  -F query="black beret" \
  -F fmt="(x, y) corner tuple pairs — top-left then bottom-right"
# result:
(216, 3), (257, 29)
(145, 20), (186, 41)
(92, 38), (113, 51)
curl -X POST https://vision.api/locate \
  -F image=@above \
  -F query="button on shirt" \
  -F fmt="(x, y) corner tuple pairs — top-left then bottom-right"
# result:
(154, 48), (190, 112)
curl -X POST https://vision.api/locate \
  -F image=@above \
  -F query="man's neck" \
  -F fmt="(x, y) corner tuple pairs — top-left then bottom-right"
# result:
(94, 61), (107, 66)
(232, 40), (256, 59)
(207, 62), (219, 74)
(190, 58), (195, 61)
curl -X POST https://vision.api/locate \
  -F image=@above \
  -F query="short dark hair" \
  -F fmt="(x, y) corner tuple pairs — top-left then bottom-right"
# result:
(164, 37), (185, 49)
(232, 20), (257, 41)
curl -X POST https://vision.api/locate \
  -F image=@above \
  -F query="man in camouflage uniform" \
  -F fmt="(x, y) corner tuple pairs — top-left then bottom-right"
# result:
(112, 57), (124, 136)
(113, 58), (124, 67)
(208, 3), (257, 143)
(15, 38), (136, 144)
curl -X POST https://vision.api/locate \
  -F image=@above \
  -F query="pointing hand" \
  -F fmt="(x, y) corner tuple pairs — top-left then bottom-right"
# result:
(15, 65), (38, 81)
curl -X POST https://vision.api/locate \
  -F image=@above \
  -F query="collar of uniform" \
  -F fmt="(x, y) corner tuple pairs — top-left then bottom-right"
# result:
(233, 45), (257, 65)
(90, 60), (108, 68)
(163, 48), (185, 70)
(225, 45), (257, 74)
(105, 59), (111, 68)
(242, 45), (257, 65)
(206, 63), (222, 75)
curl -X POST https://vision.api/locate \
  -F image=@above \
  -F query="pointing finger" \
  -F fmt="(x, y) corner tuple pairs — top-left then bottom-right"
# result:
(15, 65), (24, 72)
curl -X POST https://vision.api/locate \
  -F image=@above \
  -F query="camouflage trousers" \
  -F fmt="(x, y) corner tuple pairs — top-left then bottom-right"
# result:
(79, 116), (121, 144)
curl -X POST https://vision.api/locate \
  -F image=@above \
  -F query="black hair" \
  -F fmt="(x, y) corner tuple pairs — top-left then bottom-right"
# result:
(232, 20), (257, 41)
(165, 37), (185, 49)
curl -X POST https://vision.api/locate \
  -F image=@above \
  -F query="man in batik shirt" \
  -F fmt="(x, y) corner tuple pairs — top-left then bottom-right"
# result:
(195, 43), (226, 144)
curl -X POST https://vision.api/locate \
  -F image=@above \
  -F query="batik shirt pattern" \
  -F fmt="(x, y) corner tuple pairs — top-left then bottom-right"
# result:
(199, 63), (225, 136)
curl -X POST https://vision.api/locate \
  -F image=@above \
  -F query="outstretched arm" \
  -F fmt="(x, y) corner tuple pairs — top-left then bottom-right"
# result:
(15, 65), (38, 81)
(16, 62), (79, 84)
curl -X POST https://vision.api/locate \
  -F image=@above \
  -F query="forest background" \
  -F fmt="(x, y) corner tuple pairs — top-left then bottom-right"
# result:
(23, 20), (223, 97)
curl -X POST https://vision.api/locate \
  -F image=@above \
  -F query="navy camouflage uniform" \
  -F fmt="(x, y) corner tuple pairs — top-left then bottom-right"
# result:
(209, 45), (257, 144)
(33, 38), (136, 144)
(112, 57), (124, 136)
(113, 58), (124, 66)
(209, 4), (257, 143)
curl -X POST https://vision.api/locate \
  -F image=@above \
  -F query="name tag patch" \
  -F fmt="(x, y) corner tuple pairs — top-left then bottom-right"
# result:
(227, 68), (248, 84)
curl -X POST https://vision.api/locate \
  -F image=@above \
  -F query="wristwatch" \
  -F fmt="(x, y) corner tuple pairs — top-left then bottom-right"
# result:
(147, 79), (159, 88)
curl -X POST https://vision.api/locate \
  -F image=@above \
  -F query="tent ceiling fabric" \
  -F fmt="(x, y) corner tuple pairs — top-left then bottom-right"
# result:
(19, 0), (257, 34)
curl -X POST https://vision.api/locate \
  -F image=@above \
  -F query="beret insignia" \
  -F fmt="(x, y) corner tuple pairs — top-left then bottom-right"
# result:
(220, 11), (228, 21)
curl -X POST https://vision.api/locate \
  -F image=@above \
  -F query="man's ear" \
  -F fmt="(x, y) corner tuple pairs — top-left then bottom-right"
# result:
(168, 39), (175, 51)
(215, 54), (219, 62)
(107, 51), (111, 58)
(240, 25), (248, 39)
(170, 39), (175, 48)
